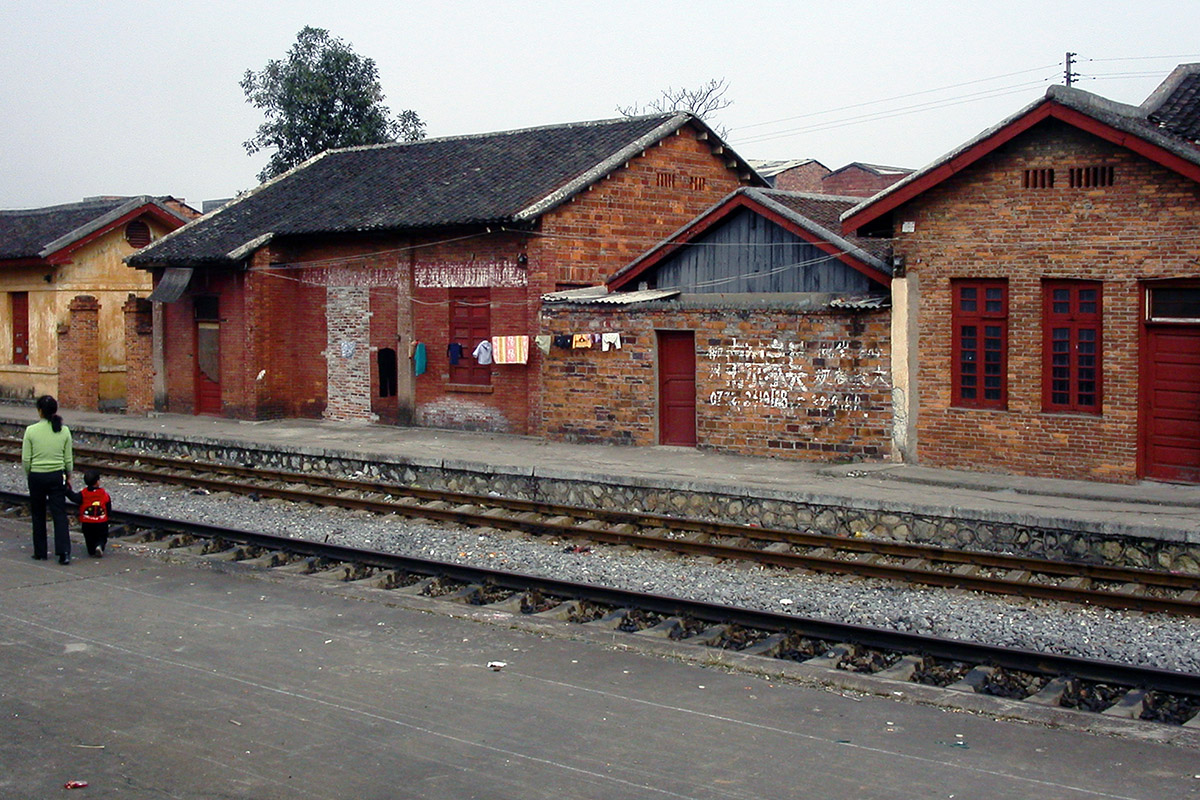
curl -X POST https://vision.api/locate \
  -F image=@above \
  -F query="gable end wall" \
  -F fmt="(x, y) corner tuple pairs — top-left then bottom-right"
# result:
(891, 119), (1200, 482)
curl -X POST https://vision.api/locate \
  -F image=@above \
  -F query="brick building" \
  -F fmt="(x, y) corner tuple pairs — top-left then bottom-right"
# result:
(0, 196), (195, 409)
(822, 163), (913, 197)
(750, 159), (911, 197)
(750, 159), (831, 192)
(127, 114), (759, 431)
(843, 64), (1200, 484)
(540, 188), (892, 460)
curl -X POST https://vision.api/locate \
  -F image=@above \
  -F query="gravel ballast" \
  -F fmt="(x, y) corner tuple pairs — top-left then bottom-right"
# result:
(8, 463), (1199, 675)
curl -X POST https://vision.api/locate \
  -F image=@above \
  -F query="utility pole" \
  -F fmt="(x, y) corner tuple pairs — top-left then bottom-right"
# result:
(1064, 52), (1077, 87)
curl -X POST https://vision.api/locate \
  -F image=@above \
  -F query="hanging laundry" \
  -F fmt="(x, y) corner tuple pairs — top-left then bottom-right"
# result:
(413, 342), (427, 376)
(492, 336), (529, 364)
(601, 332), (622, 352)
(572, 333), (592, 349)
(447, 341), (463, 365)
(472, 339), (493, 365)
(534, 335), (552, 355)
(552, 334), (572, 349)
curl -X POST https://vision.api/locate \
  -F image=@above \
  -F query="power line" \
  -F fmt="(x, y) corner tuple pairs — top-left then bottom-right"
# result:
(728, 53), (1198, 150)
(1085, 53), (1200, 63)
(729, 63), (1060, 133)
(734, 80), (1054, 146)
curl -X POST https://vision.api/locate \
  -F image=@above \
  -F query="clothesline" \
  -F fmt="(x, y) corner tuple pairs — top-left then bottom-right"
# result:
(412, 332), (626, 372)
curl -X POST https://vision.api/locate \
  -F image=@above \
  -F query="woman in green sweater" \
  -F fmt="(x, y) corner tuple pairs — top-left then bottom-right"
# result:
(22, 395), (73, 563)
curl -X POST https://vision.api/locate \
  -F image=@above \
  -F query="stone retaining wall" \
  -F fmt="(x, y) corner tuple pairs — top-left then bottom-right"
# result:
(22, 424), (1199, 575)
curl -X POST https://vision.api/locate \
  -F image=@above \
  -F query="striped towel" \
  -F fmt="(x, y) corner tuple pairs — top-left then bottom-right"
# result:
(491, 335), (529, 364)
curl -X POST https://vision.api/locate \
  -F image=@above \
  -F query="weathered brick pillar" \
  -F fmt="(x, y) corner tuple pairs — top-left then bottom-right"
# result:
(57, 295), (100, 411)
(123, 294), (154, 415)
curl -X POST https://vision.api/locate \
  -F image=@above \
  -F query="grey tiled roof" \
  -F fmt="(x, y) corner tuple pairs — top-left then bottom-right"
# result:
(1143, 63), (1200, 142)
(757, 189), (889, 262)
(0, 197), (133, 260)
(131, 113), (759, 268)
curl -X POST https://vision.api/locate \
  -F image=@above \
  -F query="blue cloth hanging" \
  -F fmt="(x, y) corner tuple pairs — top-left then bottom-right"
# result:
(413, 342), (427, 376)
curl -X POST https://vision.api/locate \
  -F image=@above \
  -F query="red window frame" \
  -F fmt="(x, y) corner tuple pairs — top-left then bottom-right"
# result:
(951, 279), (1008, 409)
(1043, 280), (1102, 414)
(448, 288), (491, 386)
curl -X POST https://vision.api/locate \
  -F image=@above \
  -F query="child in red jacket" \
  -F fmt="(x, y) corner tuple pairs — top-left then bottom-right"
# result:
(68, 469), (112, 557)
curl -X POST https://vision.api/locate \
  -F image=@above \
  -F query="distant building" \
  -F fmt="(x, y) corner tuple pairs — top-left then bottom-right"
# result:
(748, 159), (830, 192)
(749, 159), (912, 197)
(822, 162), (913, 197)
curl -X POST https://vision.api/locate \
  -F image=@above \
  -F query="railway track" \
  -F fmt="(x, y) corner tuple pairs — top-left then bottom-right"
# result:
(7, 496), (1196, 730)
(4, 440), (1200, 617)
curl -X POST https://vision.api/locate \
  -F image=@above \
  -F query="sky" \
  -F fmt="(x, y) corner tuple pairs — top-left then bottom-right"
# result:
(2, 1), (1198, 210)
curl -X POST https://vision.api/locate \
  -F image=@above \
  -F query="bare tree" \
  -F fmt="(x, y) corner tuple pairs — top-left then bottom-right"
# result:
(618, 78), (733, 137)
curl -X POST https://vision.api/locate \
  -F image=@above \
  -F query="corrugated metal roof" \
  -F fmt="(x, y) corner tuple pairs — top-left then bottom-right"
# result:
(541, 287), (681, 304)
(829, 294), (890, 310)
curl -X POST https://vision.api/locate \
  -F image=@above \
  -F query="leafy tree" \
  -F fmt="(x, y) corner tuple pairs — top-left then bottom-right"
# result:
(242, 26), (425, 182)
(618, 78), (733, 137)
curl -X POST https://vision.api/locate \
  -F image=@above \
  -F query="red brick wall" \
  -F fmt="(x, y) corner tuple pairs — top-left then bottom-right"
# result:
(57, 295), (100, 412)
(538, 303), (892, 460)
(533, 129), (742, 290)
(159, 283), (193, 415)
(123, 295), (153, 415)
(891, 119), (1200, 482)
(823, 167), (910, 197)
(526, 127), (748, 435)
(773, 162), (832, 193)
(411, 230), (532, 432)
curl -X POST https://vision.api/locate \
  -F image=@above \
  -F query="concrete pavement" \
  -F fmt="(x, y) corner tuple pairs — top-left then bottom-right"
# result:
(2, 517), (1198, 799)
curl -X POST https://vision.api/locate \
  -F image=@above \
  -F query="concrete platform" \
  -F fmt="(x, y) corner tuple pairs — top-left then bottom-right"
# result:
(1, 517), (1198, 800)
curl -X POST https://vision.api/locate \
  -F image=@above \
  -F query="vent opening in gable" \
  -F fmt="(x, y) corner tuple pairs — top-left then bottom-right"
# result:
(1069, 166), (1114, 188)
(125, 220), (151, 248)
(1022, 169), (1055, 189)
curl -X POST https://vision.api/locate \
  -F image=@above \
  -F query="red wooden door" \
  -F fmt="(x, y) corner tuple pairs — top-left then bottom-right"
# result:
(195, 321), (221, 415)
(657, 331), (696, 446)
(11, 292), (28, 365)
(1143, 325), (1200, 482)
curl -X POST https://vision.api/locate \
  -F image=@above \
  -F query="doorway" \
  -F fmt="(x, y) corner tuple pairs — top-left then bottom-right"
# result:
(194, 296), (221, 415)
(657, 330), (696, 446)
(1142, 285), (1200, 483)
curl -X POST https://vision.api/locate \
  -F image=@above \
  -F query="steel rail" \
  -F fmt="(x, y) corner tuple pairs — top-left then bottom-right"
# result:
(5, 488), (1196, 698)
(6, 442), (1200, 615)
